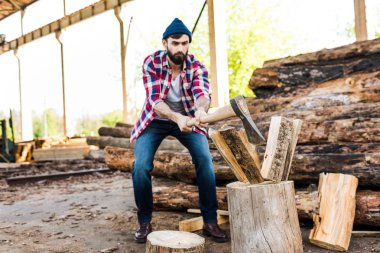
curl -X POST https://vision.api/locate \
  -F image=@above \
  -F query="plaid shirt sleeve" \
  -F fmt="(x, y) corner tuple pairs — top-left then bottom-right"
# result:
(143, 55), (163, 109)
(191, 61), (211, 101)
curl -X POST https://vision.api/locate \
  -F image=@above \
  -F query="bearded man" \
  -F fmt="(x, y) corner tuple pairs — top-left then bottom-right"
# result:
(130, 18), (228, 243)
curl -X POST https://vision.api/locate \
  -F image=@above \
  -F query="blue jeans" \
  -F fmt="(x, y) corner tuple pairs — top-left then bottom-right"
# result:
(132, 119), (218, 224)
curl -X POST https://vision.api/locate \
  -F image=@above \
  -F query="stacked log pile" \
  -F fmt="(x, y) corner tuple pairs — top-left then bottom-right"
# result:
(101, 38), (380, 228)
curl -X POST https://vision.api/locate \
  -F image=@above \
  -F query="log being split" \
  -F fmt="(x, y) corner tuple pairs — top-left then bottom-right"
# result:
(227, 181), (303, 253)
(146, 230), (204, 253)
(309, 173), (359, 251)
(209, 128), (263, 183)
(261, 116), (302, 181)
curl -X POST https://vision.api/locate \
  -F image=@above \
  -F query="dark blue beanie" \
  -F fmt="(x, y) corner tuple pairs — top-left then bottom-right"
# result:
(162, 18), (192, 43)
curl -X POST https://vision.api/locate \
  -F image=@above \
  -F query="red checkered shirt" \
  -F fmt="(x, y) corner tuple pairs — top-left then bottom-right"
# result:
(130, 50), (210, 142)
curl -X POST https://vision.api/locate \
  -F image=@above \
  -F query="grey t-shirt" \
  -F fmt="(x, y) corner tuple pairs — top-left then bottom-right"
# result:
(155, 75), (187, 120)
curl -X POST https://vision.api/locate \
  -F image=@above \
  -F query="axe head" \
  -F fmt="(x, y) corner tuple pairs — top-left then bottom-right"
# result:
(230, 95), (266, 145)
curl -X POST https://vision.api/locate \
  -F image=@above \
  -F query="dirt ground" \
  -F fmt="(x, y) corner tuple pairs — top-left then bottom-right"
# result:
(0, 170), (379, 253)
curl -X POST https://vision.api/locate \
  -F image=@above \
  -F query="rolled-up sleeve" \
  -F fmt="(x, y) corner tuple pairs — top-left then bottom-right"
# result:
(192, 63), (210, 100)
(143, 56), (163, 108)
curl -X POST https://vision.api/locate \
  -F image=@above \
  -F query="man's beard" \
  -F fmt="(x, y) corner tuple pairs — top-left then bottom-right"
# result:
(167, 49), (187, 65)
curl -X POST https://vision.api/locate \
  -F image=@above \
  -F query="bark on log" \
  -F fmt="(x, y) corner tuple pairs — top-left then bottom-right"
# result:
(227, 181), (303, 253)
(152, 179), (380, 227)
(309, 173), (358, 251)
(263, 38), (380, 68)
(104, 146), (380, 188)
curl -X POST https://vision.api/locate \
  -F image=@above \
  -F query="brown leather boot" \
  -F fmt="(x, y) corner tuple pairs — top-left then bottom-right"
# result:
(203, 223), (228, 243)
(134, 222), (152, 243)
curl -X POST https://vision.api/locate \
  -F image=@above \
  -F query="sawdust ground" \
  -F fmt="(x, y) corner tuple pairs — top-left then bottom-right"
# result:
(0, 172), (378, 253)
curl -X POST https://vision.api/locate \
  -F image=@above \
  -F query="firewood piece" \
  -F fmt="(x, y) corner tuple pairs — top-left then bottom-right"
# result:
(227, 181), (303, 253)
(179, 215), (229, 232)
(309, 173), (359, 251)
(146, 230), (204, 253)
(261, 116), (301, 181)
(187, 209), (229, 216)
(209, 129), (248, 182)
(219, 128), (263, 183)
(98, 126), (132, 138)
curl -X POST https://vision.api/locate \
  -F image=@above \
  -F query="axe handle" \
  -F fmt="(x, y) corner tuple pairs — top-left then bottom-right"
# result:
(187, 105), (236, 127)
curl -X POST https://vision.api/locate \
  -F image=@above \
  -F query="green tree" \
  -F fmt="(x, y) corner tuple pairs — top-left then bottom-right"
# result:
(32, 109), (64, 138)
(101, 110), (123, 127)
(75, 115), (102, 137)
(225, 0), (295, 98)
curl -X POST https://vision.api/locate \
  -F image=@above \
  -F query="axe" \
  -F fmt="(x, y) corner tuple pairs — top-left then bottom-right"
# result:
(187, 95), (266, 144)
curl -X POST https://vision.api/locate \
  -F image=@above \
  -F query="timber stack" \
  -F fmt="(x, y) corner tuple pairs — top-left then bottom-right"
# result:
(99, 38), (380, 229)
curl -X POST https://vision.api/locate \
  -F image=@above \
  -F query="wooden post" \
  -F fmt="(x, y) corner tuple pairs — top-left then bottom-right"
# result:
(354, 0), (368, 41)
(146, 230), (204, 253)
(207, 0), (229, 107)
(309, 173), (358, 251)
(227, 181), (303, 253)
(261, 117), (302, 182)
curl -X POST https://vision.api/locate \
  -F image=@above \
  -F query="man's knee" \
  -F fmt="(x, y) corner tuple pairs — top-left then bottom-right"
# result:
(132, 159), (153, 176)
(192, 151), (213, 167)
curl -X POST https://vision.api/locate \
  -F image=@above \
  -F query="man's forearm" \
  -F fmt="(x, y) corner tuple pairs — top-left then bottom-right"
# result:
(195, 96), (210, 112)
(154, 101), (181, 121)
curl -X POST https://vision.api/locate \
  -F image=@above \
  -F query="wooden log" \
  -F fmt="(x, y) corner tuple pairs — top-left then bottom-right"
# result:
(227, 181), (303, 253)
(251, 102), (380, 125)
(210, 128), (263, 184)
(309, 173), (359, 251)
(104, 146), (380, 187)
(261, 117), (302, 181)
(249, 39), (380, 97)
(98, 126), (132, 138)
(214, 117), (380, 144)
(104, 146), (235, 184)
(291, 153), (380, 188)
(115, 122), (133, 128)
(262, 38), (380, 68)
(152, 179), (380, 227)
(179, 215), (229, 232)
(146, 231), (204, 253)
(87, 136), (186, 151)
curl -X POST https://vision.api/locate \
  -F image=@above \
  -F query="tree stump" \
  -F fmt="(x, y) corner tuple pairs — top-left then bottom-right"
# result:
(227, 181), (303, 253)
(146, 230), (205, 253)
(309, 173), (358, 251)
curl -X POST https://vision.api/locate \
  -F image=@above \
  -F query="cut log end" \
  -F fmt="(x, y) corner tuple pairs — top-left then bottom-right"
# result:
(146, 230), (205, 253)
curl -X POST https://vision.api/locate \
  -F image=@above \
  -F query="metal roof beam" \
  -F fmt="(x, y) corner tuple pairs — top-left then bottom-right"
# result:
(0, 0), (133, 55)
